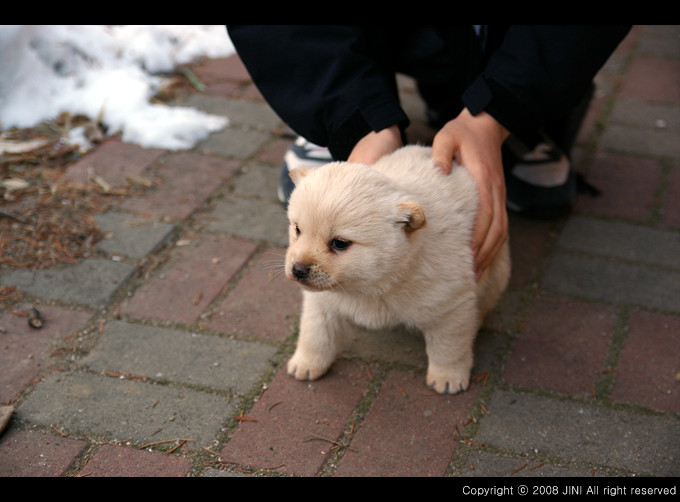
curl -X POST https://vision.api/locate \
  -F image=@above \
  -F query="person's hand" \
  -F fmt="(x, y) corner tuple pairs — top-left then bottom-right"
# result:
(431, 108), (510, 279)
(348, 125), (402, 164)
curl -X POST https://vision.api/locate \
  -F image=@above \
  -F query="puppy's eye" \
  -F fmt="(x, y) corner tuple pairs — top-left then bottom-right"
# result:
(330, 239), (352, 252)
(293, 224), (301, 237)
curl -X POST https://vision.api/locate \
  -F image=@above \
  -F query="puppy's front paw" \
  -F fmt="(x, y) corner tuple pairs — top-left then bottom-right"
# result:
(426, 364), (470, 395)
(287, 351), (332, 381)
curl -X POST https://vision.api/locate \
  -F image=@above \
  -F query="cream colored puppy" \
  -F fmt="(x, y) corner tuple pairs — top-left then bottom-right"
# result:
(285, 145), (510, 394)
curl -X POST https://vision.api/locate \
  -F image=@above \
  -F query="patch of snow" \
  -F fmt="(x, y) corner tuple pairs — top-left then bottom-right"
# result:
(0, 25), (235, 150)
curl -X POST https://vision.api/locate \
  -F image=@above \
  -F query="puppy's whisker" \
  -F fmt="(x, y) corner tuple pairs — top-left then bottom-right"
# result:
(261, 258), (287, 272)
(327, 280), (349, 296)
(261, 257), (286, 268)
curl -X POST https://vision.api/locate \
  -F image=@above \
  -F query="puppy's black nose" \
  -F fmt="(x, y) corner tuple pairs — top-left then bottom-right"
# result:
(292, 263), (311, 280)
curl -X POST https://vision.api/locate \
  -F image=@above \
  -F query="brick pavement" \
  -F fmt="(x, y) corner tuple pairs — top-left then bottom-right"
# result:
(0, 26), (678, 479)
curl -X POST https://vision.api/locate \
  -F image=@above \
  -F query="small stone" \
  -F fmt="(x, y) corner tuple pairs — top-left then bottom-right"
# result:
(28, 308), (44, 329)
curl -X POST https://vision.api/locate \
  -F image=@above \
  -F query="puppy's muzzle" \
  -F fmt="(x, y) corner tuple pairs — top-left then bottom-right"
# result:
(289, 261), (332, 290)
(291, 262), (311, 281)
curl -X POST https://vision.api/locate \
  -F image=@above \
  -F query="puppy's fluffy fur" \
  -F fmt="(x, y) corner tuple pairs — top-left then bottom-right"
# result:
(285, 145), (510, 394)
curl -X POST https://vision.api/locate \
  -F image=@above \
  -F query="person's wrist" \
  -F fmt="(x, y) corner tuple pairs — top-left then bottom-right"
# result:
(461, 108), (510, 145)
(347, 125), (402, 164)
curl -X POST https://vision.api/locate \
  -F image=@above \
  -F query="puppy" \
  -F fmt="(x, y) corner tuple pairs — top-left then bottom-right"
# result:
(284, 145), (510, 394)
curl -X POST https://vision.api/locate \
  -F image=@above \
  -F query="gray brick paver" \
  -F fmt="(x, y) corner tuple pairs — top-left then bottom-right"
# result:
(557, 215), (680, 269)
(475, 390), (680, 476)
(542, 253), (680, 312)
(0, 258), (135, 307)
(17, 371), (236, 450)
(80, 320), (278, 394)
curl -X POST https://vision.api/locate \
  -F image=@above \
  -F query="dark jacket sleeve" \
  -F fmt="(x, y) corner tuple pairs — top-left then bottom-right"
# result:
(227, 25), (409, 160)
(464, 25), (631, 142)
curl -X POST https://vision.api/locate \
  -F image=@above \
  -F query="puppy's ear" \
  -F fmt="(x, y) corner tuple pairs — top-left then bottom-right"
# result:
(397, 201), (426, 233)
(289, 168), (310, 185)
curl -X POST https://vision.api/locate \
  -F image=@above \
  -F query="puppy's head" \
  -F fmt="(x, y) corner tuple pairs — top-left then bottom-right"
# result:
(285, 162), (425, 294)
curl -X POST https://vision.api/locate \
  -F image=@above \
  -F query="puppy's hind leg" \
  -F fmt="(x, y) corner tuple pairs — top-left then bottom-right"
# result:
(288, 293), (345, 381)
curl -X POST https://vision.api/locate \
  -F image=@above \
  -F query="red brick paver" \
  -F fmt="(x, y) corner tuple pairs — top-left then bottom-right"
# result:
(576, 153), (663, 222)
(0, 304), (92, 403)
(121, 235), (257, 324)
(503, 296), (617, 397)
(334, 370), (479, 477)
(61, 138), (165, 187)
(120, 152), (241, 221)
(611, 310), (680, 413)
(79, 444), (192, 477)
(620, 56), (680, 103)
(207, 247), (301, 340)
(0, 428), (87, 477)
(221, 361), (370, 476)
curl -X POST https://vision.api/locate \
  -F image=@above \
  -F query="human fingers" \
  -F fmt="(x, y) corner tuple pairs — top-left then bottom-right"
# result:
(474, 182), (507, 276)
(431, 123), (459, 175)
(432, 109), (509, 278)
(432, 118), (500, 275)
(468, 163), (508, 277)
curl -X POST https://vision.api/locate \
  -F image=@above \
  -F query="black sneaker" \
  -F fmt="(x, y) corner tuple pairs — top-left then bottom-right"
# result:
(278, 137), (333, 204)
(503, 135), (576, 218)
